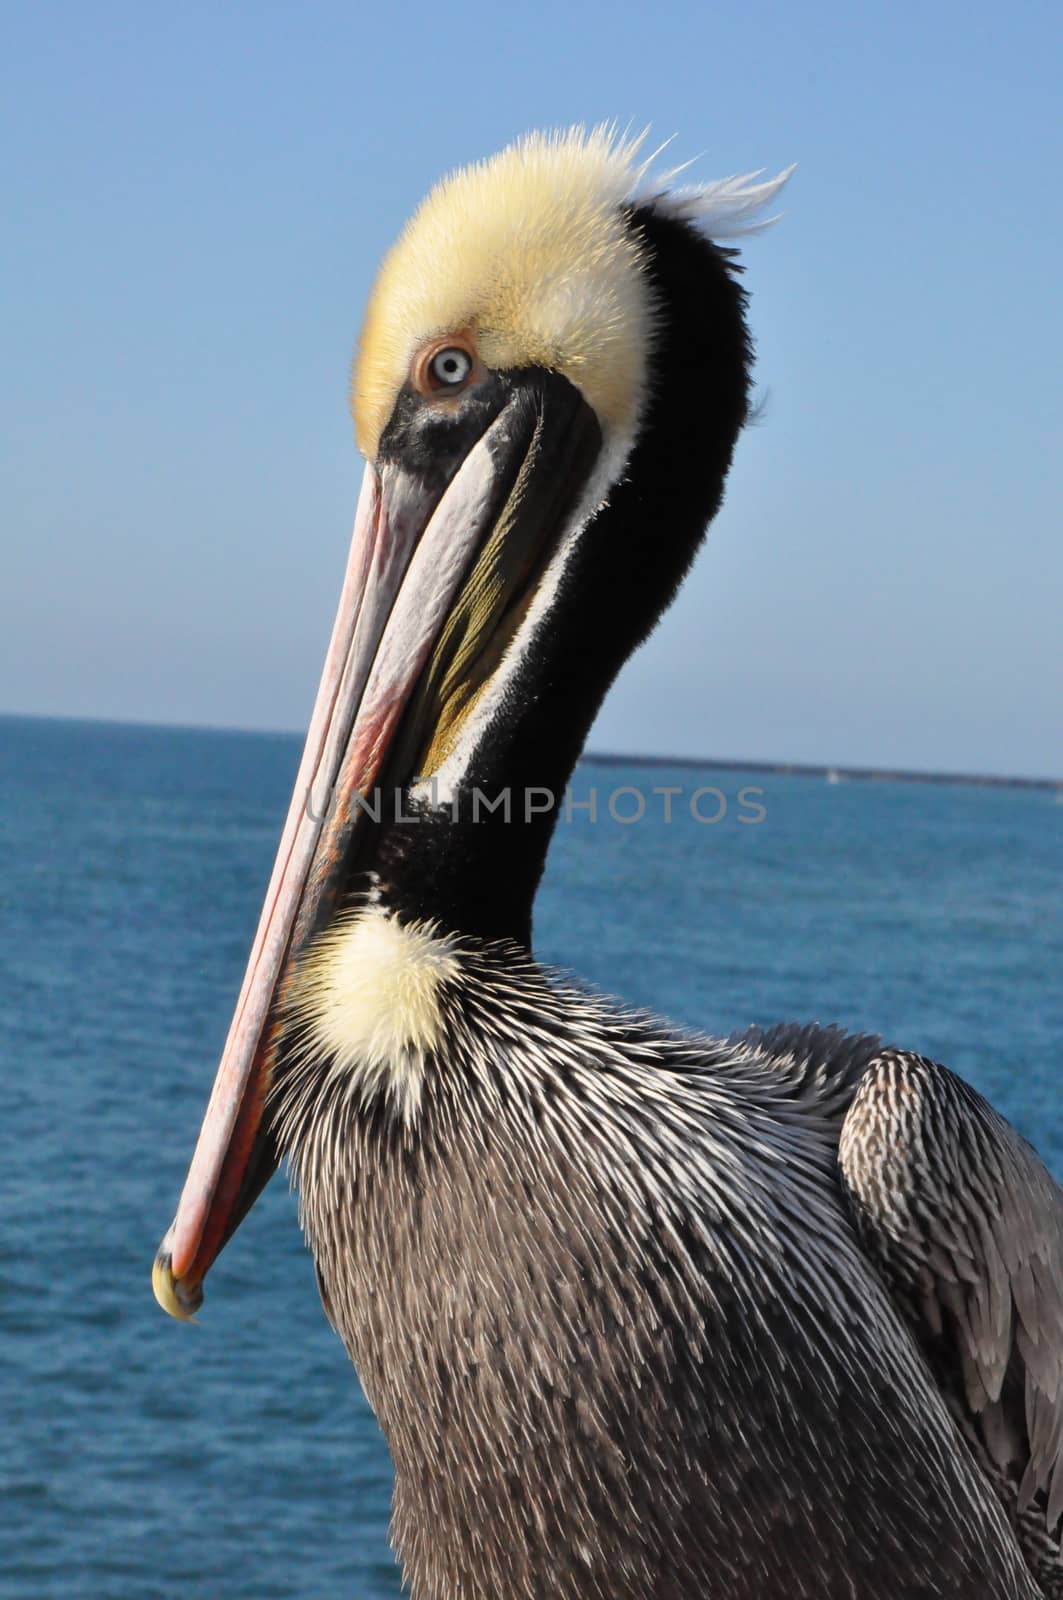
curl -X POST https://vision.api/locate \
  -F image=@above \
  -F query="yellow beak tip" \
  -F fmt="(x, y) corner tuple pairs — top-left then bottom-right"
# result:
(152, 1252), (202, 1324)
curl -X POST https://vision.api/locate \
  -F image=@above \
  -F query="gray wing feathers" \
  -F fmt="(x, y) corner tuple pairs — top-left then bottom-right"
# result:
(839, 1049), (1063, 1572)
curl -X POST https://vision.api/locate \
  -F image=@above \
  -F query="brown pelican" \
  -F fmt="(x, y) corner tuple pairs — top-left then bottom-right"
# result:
(153, 128), (1063, 1598)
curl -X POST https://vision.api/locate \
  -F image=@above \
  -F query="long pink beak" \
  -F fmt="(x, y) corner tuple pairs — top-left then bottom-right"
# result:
(153, 419), (521, 1320)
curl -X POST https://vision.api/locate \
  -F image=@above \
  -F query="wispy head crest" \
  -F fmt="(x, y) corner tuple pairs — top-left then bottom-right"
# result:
(632, 155), (796, 239)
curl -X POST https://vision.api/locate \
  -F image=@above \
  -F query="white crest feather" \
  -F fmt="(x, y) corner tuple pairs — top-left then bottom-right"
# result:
(637, 164), (797, 237)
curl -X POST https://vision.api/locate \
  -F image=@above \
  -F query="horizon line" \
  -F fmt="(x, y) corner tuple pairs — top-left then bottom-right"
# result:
(2, 707), (1061, 793)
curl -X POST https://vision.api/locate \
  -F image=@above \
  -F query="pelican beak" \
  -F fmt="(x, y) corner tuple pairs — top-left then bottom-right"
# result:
(153, 371), (600, 1319)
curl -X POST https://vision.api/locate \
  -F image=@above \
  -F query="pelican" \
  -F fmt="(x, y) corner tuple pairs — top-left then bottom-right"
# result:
(153, 129), (1063, 1598)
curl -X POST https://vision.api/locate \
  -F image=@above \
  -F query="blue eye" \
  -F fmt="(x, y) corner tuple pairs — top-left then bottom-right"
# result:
(428, 347), (473, 388)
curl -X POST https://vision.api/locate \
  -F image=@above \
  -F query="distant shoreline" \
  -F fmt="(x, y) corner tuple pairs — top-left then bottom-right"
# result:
(3, 710), (1060, 793)
(581, 751), (1063, 794)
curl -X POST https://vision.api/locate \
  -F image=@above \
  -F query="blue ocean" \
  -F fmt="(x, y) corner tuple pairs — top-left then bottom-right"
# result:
(2, 713), (1061, 1598)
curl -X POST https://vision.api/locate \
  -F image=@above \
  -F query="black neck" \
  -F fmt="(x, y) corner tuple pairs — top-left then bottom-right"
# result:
(370, 209), (753, 946)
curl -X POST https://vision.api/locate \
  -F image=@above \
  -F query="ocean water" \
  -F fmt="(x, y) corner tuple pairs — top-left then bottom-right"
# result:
(2, 713), (1061, 1599)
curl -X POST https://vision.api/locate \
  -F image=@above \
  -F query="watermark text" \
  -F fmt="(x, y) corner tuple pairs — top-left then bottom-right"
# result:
(304, 780), (767, 827)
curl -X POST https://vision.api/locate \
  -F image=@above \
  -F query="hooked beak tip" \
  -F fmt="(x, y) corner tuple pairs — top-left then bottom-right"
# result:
(152, 1242), (204, 1324)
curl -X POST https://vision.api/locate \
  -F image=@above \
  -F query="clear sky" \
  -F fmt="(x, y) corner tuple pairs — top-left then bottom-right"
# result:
(5, 0), (1061, 778)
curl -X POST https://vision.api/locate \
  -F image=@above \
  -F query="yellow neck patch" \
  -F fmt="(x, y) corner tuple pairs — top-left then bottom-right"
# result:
(352, 127), (656, 459)
(285, 908), (460, 1124)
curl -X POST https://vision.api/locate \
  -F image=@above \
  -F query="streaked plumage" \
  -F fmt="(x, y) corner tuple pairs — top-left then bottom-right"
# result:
(841, 1051), (1063, 1597)
(154, 129), (1063, 1599)
(269, 930), (1063, 1597)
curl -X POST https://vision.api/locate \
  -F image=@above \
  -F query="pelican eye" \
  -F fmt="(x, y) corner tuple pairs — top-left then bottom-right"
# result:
(426, 347), (473, 390)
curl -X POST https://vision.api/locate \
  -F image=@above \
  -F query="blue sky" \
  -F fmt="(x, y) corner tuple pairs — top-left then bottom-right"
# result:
(5, 0), (1061, 777)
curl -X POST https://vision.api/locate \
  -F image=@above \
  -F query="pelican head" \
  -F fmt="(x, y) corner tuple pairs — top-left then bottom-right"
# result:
(153, 126), (788, 1320)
